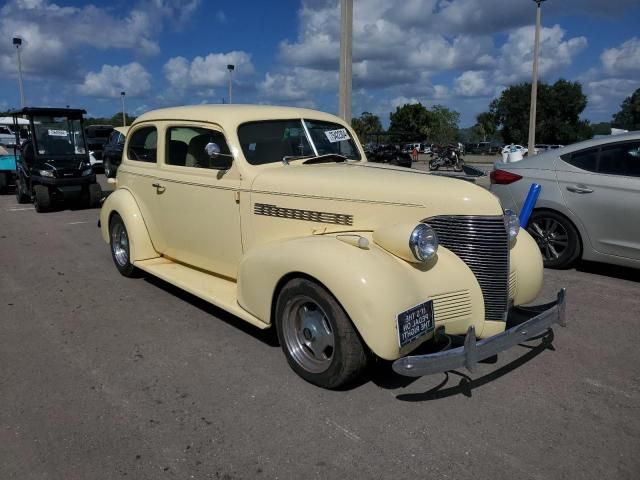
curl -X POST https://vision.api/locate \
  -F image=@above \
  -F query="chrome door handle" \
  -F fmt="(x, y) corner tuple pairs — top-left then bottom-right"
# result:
(152, 182), (163, 188)
(566, 185), (593, 194)
(151, 182), (166, 193)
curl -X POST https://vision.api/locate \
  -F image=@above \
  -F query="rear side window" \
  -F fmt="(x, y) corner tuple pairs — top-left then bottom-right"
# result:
(598, 142), (640, 177)
(127, 127), (157, 163)
(562, 147), (597, 172)
(165, 126), (231, 169)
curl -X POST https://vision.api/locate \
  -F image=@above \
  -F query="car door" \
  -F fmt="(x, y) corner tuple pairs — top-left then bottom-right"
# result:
(152, 123), (243, 278)
(556, 141), (640, 260)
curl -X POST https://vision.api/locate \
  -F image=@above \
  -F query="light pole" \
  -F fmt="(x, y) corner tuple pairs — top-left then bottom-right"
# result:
(338, 0), (353, 124)
(527, 0), (547, 156)
(120, 91), (126, 126)
(227, 64), (235, 104)
(12, 37), (25, 108)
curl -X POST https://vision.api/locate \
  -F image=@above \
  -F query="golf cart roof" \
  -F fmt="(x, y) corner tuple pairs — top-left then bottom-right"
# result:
(11, 107), (87, 119)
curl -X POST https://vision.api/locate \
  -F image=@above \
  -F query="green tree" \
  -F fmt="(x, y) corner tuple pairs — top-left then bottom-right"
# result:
(388, 103), (432, 143)
(489, 79), (590, 144)
(472, 112), (497, 142)
(590, 122), (612, 136)
(429, 105), (460, 144)
(612, 88), (640, 131)
(351, 111), (383, 144)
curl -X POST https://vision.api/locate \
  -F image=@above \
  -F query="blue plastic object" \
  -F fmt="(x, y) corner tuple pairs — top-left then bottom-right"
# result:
(519, 183), (541, 227)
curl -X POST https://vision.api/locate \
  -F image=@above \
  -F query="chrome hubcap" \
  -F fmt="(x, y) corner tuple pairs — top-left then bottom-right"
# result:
(111, 223), (129, 267)
(282, 297), (335, 374)
(529, 218), (569, 261)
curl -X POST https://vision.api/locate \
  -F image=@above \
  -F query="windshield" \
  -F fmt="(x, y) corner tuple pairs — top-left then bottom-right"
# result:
(32, 116), (86, 156)
(238, 119), (361, 165)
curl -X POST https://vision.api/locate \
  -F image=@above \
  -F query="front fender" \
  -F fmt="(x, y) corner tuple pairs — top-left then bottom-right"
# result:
(510, 229), (544, 306)
(99, 188), (158, 262)
(237, 235), (485, 360)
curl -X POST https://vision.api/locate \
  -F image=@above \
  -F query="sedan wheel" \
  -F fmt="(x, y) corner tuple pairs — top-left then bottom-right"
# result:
(527, 210), (580, 269)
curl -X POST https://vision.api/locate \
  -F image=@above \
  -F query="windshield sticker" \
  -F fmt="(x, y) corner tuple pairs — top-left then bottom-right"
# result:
(324, 129), (350, 143)
(48, 129), (68, 137)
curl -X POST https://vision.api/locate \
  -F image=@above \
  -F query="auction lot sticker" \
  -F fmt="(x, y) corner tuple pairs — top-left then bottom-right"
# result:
(397, 300), (435, 348)
(324, 128), (350, 143)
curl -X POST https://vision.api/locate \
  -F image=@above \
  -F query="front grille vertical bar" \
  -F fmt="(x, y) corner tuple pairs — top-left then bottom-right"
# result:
(426, 216), (510, 321)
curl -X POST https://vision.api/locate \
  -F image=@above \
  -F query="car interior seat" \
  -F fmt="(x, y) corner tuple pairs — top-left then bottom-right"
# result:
(167, 139), (188, 166)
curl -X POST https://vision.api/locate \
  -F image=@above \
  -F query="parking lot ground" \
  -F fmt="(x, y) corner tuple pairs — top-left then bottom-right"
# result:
(1, 177), (639, 480)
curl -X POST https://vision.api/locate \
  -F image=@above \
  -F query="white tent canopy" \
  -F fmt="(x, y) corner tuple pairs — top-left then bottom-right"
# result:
(0, 116), (30, 125)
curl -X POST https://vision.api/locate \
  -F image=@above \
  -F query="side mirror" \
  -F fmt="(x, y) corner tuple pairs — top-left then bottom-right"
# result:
(205, 142), (233, 170)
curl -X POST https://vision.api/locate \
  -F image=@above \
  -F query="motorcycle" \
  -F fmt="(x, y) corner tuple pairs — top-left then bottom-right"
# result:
(428, 144), (465, 172)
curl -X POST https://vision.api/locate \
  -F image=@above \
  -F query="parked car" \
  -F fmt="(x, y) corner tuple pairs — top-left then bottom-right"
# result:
(468, 142), (500, 155)
(0, 125), (16, 147)
(100, 104), (565, 389)
(103, 126), (128, 178)
(491, 131), (640, 269)
(367, 144), (412, 168)
(85, 124), (114, 171)
(12, 107), (102, 212)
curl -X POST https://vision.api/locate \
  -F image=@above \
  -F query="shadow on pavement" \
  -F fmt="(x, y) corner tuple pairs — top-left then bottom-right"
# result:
(576, 261), (639, 283)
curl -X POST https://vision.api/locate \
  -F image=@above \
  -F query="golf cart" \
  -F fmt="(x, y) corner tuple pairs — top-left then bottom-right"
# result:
(12, 107), (102, 212)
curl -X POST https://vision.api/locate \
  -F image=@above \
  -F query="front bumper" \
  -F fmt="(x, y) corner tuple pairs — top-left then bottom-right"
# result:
(392, 288), (566, 377)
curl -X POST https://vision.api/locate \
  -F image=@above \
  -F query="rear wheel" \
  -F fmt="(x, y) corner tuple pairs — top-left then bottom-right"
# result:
(275, 278), (368, 389)
(0, 172), (7, 194)
(527, 210), (581, 269)
(109, 213), (137, 277)
(88, 183), (102, 208)
(33, 185), (51, 213)
(15, 177), (29, 203)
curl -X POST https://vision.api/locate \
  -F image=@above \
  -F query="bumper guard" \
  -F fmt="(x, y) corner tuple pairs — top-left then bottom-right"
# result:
(392, 288), (566, 377)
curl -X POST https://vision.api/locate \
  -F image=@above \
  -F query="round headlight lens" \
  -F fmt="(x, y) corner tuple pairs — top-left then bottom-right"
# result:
(409, 223), (439, 262)
(504, 209), (520, 240)
(39, 169), (55, 178)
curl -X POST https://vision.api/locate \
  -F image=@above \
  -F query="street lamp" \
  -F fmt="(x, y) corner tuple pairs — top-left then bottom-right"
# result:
(12, 37), (25, 108)
(527, 0), (547, 156)
(338, 0), (353, 124)
(120, 91), (126, 127)
(227, 64), (235, 104)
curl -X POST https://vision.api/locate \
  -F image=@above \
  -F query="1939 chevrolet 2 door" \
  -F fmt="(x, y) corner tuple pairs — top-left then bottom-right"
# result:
(100, 105), (566, 389)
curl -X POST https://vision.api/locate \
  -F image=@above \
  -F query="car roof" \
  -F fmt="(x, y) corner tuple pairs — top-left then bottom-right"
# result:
(132, 104), (346, 131)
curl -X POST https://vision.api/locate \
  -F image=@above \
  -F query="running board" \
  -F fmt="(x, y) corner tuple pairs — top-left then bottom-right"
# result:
(135, 257), (268, 329)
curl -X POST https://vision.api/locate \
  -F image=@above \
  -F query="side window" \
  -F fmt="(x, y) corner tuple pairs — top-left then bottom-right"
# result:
(127, 127), (157, 163)
(117, 133), (125, 145)
(166, 126), (231, 169)
(598, 142), (640, 177)
(562, 147), (598, 172)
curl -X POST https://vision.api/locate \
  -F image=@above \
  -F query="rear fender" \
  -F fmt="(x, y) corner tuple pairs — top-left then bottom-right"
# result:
(99, 188), (158, 262)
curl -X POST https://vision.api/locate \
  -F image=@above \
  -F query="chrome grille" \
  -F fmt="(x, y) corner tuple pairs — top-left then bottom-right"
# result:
(427, 216), (509, 321)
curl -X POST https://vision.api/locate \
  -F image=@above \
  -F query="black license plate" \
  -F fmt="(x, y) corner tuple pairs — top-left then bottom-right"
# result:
(397, 300), (435, 348)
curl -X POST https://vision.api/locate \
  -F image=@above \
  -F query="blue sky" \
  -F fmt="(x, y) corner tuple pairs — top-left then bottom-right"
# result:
(0, 0), (639, 127)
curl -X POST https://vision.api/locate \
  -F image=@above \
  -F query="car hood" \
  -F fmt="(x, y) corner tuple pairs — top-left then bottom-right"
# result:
(250, 162), (503, 224)
(38, 158), (86, 170)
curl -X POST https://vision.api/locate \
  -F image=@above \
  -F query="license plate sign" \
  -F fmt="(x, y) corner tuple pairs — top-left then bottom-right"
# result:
(397, 300), (434, 348)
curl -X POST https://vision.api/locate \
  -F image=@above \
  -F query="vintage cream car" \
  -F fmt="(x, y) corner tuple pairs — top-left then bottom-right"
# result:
(99, 105), (566, 389)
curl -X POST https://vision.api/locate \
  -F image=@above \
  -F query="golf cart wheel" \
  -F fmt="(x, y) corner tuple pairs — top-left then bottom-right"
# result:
(527, 210), (581, 269)
(429, 160), (439, 171)
(275, 278), (368, 389)
(0, 172), (7, 194)
(109, 213), (137, 277)
(453, 159), (465, 172)
(15, 178), (29, 204)
(88, 183), (103, 208)
(33, 185), (51, 213)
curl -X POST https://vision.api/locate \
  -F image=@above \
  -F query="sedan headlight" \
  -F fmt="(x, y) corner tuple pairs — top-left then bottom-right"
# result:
(409, 224), (439, 262)
(504, 209), (520, 241)
(81, 168), (93, 176)
(39, 170), (55, 178)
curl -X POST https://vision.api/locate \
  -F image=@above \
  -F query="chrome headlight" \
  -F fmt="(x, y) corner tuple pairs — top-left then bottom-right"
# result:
(504, 209), (520, 241)
(409, 224), (439, 262)
(81, 168), (93, 176)
(39, 170), (55, 178)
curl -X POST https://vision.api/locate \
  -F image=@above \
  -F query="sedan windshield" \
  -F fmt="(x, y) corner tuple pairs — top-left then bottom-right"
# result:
(238, 119), (361, 165)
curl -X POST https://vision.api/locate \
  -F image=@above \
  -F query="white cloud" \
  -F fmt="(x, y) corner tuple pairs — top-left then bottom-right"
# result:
(601, 37), (640, 76)
(78, 63), (152, 98)
(454, 71), (493, 97)
(163, 51), (255, 90)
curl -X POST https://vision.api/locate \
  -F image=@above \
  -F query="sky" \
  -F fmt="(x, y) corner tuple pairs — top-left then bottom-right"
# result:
(0, 0), (639, 127)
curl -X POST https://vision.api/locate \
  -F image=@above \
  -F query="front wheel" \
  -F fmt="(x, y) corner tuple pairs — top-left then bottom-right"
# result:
(275, 278), (368, 389)
(109, 213), (137, 277)
(33, 185), (51, 212)
(453, 158), (465, 172)
(527, 210), (581, 269)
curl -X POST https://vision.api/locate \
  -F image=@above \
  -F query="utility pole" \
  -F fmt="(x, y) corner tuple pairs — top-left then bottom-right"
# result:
(527, 0), (547, 156)
(338, 0), (353, 124)
(121, 91), (126, 126)
(13, 37), (25, 108)
(227, 64), (235, 104)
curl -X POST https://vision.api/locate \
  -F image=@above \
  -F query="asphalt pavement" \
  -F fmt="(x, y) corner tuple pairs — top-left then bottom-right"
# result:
(1, 175), (639, 480)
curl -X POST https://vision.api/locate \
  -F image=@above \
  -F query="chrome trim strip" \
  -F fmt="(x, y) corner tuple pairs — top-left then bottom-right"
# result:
(254, 203), (354, 226)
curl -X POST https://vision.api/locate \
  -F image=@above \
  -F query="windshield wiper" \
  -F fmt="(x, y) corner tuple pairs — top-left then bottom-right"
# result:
(282, 155), (314, 165)
(302, 154), (348, 165)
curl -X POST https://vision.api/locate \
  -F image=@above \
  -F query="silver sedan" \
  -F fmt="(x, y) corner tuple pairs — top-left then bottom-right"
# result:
(490, 132), (640, 269)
